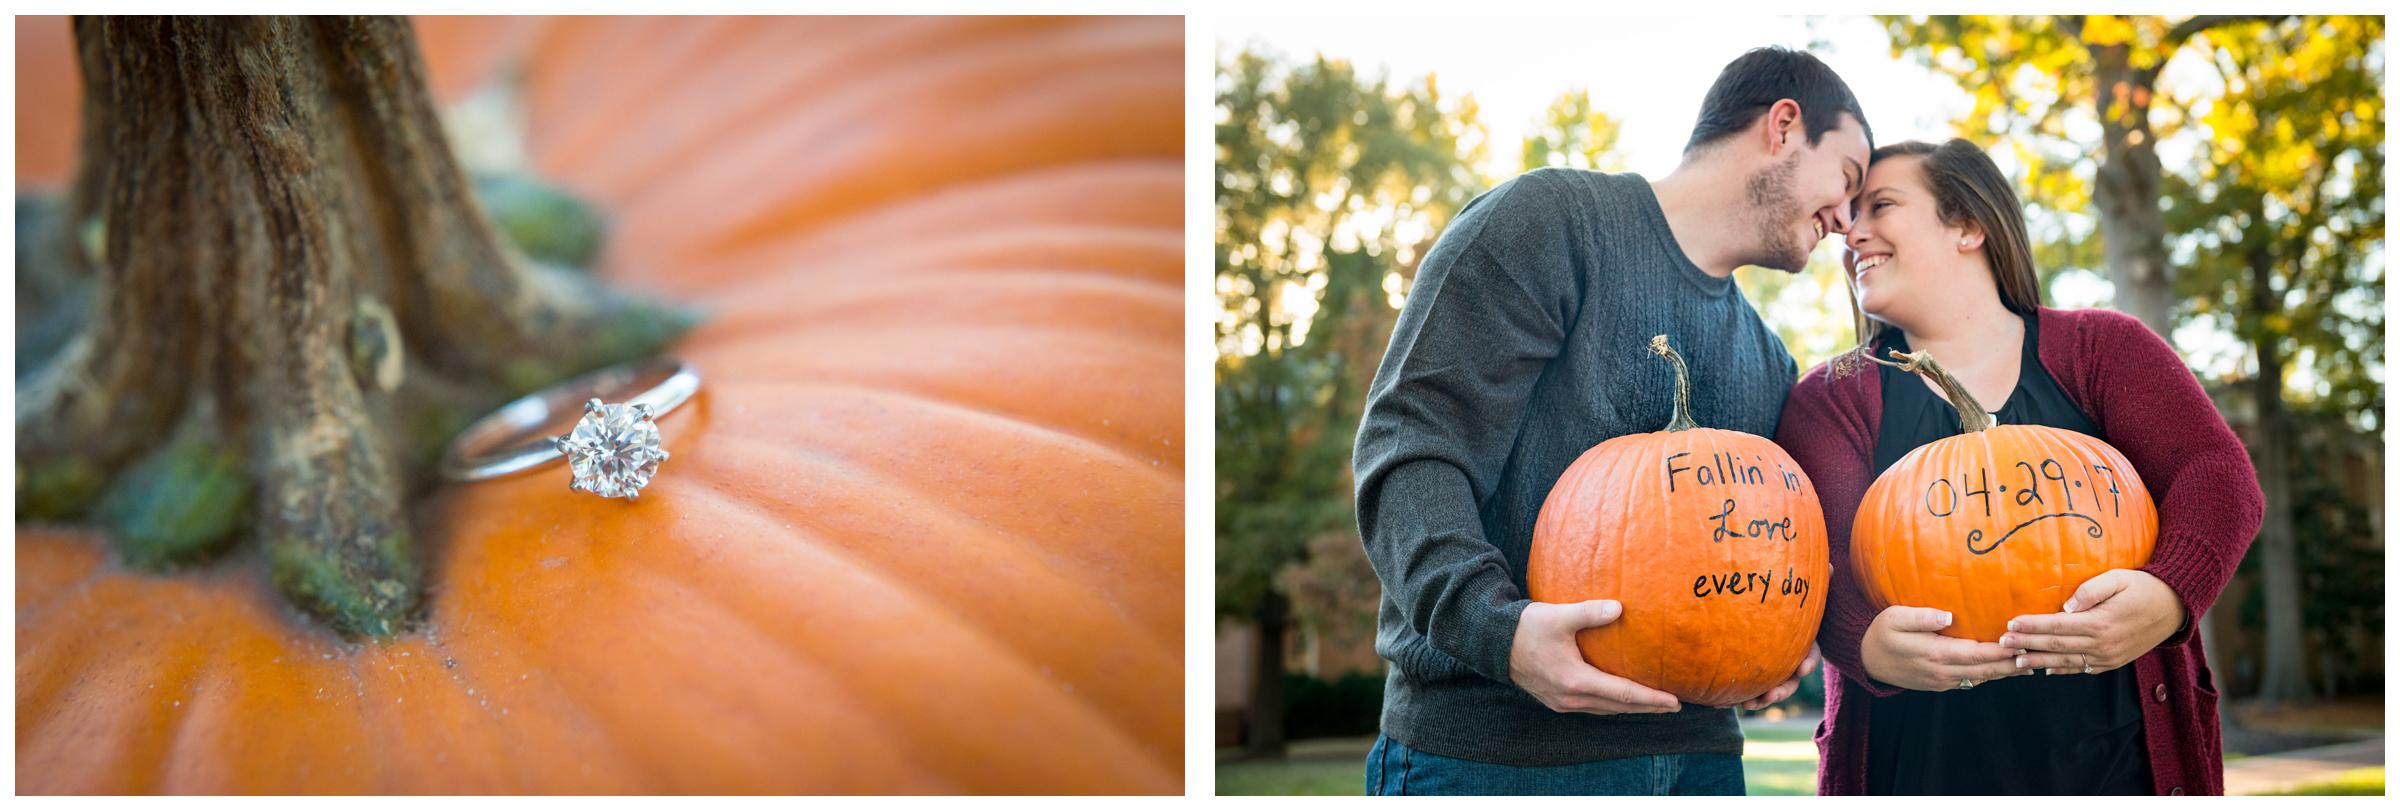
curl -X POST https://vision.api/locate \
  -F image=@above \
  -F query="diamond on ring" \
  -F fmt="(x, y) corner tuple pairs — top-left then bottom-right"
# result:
(439, 358), (696, 488)
(554, 398), (670, 500)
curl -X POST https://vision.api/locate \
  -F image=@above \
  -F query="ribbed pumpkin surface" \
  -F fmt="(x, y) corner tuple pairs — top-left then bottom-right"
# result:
(16, 16), (1182, 793)
(1527, 425), (1829, 707)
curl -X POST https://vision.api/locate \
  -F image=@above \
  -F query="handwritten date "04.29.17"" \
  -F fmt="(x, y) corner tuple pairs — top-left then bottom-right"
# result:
(1921, 457), (2128, 555)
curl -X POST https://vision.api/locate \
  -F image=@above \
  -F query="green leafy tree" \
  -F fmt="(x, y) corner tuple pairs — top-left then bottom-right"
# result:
(1882, 15), (2384, 705)
(1520, 88), (1626, 174)
(2165, 15), (2384, 703)
(1878, 14), (2289, 335)
(1216, 47), (1483, 755)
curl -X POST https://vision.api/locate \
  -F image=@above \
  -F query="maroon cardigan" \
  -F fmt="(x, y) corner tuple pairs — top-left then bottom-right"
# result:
(1775, 307), (2263, 796)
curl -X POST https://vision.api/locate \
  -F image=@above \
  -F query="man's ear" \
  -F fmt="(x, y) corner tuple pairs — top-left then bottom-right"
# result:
(1763, 99), (1805, 157)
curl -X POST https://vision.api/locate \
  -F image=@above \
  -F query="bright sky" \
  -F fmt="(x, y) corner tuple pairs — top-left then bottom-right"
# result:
(1218, 15), (1975, 182)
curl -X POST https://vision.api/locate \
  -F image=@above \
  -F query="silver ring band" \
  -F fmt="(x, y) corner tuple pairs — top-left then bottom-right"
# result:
(440, 357), (698, 481)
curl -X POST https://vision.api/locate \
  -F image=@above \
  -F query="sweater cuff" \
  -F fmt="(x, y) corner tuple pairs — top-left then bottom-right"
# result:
(1824, 593), (1904, 698)
(1847, 669), (1903, 699)
(1434, 576), (1534, 686)
(2139, 529), (2227, 649)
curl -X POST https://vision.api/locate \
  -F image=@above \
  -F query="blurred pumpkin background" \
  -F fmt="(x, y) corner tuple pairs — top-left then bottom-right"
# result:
(17, 16), (1183, 793)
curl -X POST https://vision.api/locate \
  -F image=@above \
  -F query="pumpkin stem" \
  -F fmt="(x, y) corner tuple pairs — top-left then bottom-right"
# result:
(17, 17), (698, 639)
(1648, 335), (1698, 432)
(1874, 349), (1996, 433)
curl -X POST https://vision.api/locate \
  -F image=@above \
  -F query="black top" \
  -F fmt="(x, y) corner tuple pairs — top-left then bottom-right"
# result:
(1864, 310), (2151, 795)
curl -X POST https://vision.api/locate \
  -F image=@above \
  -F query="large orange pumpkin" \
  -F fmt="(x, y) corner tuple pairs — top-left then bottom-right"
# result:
(1851, 349), (2158, 644)
(15, 16), (1182, 793)
(1527, 337), (1829, 707)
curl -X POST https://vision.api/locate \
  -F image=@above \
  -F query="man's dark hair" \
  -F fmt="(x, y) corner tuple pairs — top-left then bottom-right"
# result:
(1683, 46), (1871, 156)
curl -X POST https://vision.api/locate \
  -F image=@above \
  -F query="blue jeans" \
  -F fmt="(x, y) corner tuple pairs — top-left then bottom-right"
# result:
(1363, 735), (1744, 795)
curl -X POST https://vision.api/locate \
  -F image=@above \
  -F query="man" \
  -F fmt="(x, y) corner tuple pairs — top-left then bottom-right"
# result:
(1352, 46), (1873, 795)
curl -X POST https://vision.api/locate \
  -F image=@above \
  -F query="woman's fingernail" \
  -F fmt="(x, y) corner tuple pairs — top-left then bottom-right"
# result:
(2007, 620), (2019, 632)
(2000, 635), (2015, 647)
(2015, 656), (2026, 669)
(2064, 599), (2081, 613)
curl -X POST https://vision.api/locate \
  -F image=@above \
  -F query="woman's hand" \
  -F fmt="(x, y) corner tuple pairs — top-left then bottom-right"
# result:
(2003, 569), (2186, 676)
(1860, 605), (2026, 692)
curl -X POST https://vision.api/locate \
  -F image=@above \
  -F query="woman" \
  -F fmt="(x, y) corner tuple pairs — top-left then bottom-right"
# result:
(1775, 139), (2262, 795)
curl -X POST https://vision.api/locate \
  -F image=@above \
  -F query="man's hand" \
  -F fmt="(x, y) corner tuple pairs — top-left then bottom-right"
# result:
(1719, 643), (1822, 711)
(1860, 605), (2026, 692)
(2002, 569), (2185, 676)
(1508, 600), (1682, 715)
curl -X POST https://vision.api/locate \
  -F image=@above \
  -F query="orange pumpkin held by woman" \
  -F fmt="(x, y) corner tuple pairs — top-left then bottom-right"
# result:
(1850, 349), (2159, 644)
(1527, 336), (1829, 707)
(15, 16), (1181, 794)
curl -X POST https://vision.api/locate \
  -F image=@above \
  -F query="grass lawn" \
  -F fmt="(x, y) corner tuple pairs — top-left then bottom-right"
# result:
(1219, 725), (2391, 796)
(1217, 737), (1376, 795)
(1217, 724), (1823, 796)
(2261, 767), (2386, 796)
(1736, 724), (1818, 796)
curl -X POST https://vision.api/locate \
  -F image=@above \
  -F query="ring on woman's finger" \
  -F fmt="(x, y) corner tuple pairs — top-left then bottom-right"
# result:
(2082, 655), (2093, 675)
(1956, 678), (1975, 690)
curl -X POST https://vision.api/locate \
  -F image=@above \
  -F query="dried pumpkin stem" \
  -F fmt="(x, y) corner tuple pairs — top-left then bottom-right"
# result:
(313, 19), (695, 390)
(1873, 348), (1996, 433)
(15, 16), (698, 638)
(1647, 334), (1697, 432)
(16, 19), (207, 520)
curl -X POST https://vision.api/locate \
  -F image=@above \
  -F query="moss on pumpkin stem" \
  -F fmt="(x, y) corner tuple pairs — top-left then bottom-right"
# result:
(93, 405), (252, 570)
(475, 173), (608, 271)
(271, 524), (421, 639)
(17, 459), (106, 522)
(494, 268), (707, 395)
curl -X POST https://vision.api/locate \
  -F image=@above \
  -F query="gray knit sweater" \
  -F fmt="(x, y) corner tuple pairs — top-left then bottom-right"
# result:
(1352, 168), (1798, 766)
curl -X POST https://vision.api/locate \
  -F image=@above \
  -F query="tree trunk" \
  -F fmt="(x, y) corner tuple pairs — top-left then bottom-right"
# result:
(2246, 246), (2310, 704)
(15, 16), (693, 638)
(1245, 589), (1291, 758)
(2084, 25), (2175, 336)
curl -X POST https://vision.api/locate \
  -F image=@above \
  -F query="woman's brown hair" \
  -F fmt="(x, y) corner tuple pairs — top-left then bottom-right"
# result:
(1833, 138), (2043, 376)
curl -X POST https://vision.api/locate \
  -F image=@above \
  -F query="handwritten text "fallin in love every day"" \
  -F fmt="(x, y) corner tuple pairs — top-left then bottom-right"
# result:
(1665, 451), (1811, 609)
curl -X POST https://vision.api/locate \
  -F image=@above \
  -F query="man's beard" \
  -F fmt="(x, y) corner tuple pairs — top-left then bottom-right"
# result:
(1740, 152), (1812, 272)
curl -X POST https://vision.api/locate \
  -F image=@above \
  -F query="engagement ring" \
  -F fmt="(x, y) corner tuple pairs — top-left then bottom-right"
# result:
(440, 357), (698, 500)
